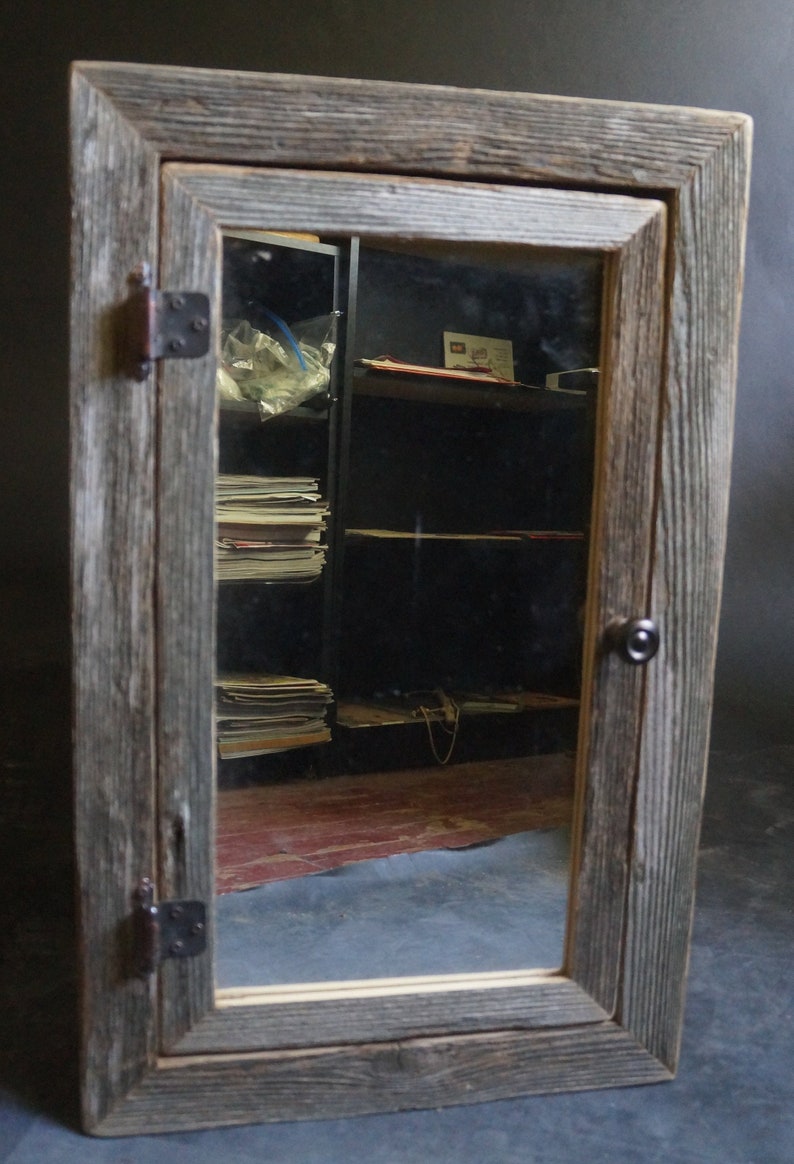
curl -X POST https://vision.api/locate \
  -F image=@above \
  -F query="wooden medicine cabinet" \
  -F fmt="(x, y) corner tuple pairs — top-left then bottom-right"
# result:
(70, 62), (750, 1134)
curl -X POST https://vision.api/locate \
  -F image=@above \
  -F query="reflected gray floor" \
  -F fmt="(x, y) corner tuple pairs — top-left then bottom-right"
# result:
(216, 828), (570, 987)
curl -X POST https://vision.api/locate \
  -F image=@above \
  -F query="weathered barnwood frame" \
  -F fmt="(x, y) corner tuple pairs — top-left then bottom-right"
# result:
(70, 62), (750, 1135)
(156, 167), (665, 1056)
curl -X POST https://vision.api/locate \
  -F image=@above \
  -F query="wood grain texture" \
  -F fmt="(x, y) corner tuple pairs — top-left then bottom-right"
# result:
(155, 169), (220, 1048)
(156, 164), (664, 1059)
(156, 164), (662, 249)
(95, 1021), (670, 1135)
(76, 61), (745, 188)
(70, 61), (750, 1134)
(177, 976), (608, 1054)
(565, 207), (666, 1012)
(70, 70), (160, 1131)
(620, 119), (753, 1068)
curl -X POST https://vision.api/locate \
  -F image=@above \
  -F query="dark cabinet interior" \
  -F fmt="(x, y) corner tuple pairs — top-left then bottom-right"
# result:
(215, 231), (601, 812)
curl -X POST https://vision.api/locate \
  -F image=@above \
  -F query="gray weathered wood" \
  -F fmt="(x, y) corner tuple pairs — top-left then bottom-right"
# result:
(566, 205), (666, 1012)
(70, 61), (751, 1134)
(75, 61), (745, 188)
(176, 976), (608, 1054)
(70, 68), (160, 1133)
(97, 1021), (670, 1136)
(158, 163), (662, 247)
(155, 169), (220, 1048)
(157, 163), (666, 1049)
(621, 121), (753, 1069)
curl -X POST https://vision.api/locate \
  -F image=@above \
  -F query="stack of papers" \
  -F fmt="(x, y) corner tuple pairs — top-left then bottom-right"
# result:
(215, 673), (333, 759)
(216, 475), (329, 582)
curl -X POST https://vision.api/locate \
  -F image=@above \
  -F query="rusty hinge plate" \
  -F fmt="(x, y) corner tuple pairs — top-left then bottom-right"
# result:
(134, 879), (207, 977)
(126, 262), (210, 380)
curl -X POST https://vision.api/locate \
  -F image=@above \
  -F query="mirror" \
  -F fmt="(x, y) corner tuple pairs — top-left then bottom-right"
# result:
(212, 231), (602, 990)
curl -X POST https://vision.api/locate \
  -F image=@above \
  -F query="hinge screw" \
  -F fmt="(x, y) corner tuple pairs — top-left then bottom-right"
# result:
(191, 316), (208, 332)
(190, 922), (205, 936)
(170, 940), (185, 955)
(169, 294), (185, 310)
(130, 262), (151, 287)
(135, 878), (154, 902)
(169, 337), (186, 352)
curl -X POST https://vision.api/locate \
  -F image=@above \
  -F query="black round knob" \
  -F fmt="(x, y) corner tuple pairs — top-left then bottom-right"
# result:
(607, 618), (660, 665)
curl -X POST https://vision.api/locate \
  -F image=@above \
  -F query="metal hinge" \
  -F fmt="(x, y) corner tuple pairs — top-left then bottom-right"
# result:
(133, 879), (207, 977)
(126, 263), (210, 380)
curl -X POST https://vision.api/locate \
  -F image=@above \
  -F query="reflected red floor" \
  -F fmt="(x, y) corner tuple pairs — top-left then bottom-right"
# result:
(216, 753), (574, 893)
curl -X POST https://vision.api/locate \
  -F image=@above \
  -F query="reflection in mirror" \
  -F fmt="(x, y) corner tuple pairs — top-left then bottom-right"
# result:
(213, 231), (601, 989)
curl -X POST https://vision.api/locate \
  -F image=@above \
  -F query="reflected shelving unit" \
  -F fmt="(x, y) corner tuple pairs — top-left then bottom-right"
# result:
(215, 231), (601, 886)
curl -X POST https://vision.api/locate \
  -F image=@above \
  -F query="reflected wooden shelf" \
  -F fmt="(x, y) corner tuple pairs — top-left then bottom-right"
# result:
(353, 369), (587, 412)
(219, 397), (331, 422)
(344, 528), (583, 543)
(336, 692), (579, 730)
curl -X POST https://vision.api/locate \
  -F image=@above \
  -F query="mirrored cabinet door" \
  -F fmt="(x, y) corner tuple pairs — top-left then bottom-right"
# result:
(70, 63), (750, 1136)
(153, 165), (665, 1058)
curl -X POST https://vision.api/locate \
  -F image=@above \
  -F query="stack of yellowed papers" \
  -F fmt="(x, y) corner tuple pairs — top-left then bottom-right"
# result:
(215, 673), (333, 759)
(216, 475), (328, 582)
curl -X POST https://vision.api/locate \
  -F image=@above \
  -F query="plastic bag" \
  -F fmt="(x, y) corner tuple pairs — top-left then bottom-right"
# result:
(217, 312), (338, 419)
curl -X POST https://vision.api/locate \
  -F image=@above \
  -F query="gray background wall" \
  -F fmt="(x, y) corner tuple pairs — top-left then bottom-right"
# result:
(1, 0), (792, 742)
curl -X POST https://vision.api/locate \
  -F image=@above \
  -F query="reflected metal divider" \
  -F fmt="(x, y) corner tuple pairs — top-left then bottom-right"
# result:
(324, 236), (360, 768)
